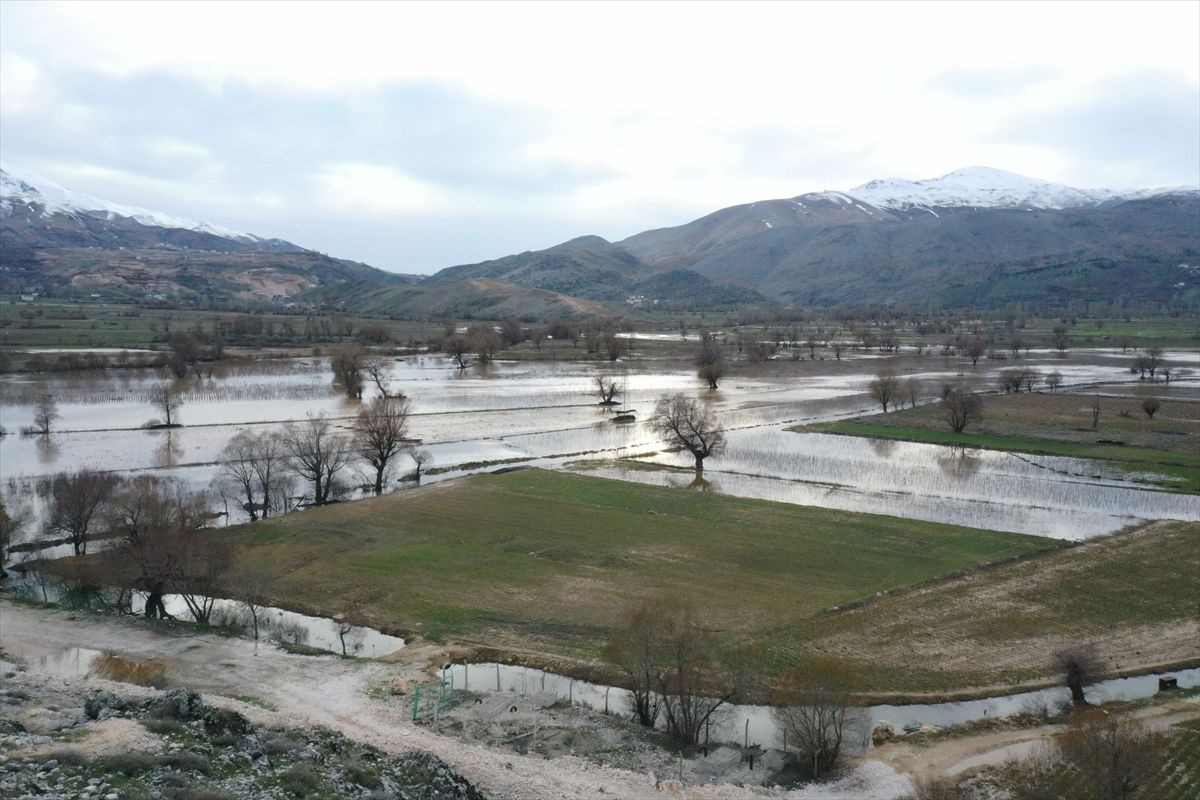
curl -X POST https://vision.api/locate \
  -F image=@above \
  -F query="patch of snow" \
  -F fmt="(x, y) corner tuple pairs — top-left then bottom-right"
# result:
(847, 166), (1196, 211)
(0, 161), (260, 242)
(762, 219), (773, 228)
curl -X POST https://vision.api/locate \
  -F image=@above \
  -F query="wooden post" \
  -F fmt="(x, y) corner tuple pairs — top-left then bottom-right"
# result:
(604, 687), (610, 714)
(744, 718), (749, 748)
(464, 663), (468, 690)
(569, 680), (573, 705)
(496, 664), (501, 691)
(782, 730), (787, 754)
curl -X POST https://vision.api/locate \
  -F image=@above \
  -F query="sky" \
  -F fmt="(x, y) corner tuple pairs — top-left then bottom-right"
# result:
(2, 0), (1198, 274)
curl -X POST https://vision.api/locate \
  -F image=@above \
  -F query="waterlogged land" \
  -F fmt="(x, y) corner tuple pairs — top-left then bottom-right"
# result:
(808, 390), (1200, 493)
(2, 345), (1196, 555)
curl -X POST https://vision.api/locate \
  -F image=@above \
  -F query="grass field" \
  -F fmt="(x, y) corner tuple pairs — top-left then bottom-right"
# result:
(216, 470), (1052, 684)
(806, 391), (1200, 493)
(776, 521), (1199, 693)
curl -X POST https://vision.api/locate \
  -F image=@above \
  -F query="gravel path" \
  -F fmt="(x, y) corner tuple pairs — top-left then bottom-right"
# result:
(0, 600), (912, 799)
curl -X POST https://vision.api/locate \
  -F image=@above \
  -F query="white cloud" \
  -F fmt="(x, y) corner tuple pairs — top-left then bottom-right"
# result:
(313, 162), (452, 216)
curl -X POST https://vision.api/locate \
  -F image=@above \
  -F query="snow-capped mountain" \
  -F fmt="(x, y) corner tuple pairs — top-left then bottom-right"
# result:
(0, 161), (268, 246)
(845, 166), (1184, 211)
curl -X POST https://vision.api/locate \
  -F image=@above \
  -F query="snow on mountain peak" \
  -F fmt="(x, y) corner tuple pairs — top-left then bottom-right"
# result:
(0, 161), (258, 242)
(849, 166), (1120, 211)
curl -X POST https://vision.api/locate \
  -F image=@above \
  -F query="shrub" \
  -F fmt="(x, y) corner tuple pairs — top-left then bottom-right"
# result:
(159, 750), (210, 773)
(104, 751), (157, 774)
(280, 762), (322, 796)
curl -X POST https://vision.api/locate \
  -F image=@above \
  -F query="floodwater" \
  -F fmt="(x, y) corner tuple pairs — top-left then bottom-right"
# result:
(2, 350), (1196, 555)
(446, 662), (1200, 751)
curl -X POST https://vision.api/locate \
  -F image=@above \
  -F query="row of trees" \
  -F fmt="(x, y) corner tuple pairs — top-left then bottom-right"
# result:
(218, 398), (431, 516)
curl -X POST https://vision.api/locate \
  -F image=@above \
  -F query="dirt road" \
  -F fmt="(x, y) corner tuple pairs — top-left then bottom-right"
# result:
(0, 600), (912, 800)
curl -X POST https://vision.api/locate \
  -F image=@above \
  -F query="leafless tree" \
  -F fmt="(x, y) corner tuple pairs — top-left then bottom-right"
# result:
(605, 603), (665, 727)
(467, 324), (502, 364)
(234, 565), (274, 642)
(335, 605), (368, 656)
(868, 369), (901, 413)
(1021, 368), (1041, 393)
(1141, 397), (1161, 420)
(1144, 346), (1164, 377)
(106, 475), (210, 620)
(47, 470), (120, 555)
(330, 345), (365, 398)
(904, 378), (922, 409)
(653, 601), (743, 745)
(283, 414), (353, 505)
(363, 358), (396, 398)
(595, 376), (619, 405)
(601, 328), (630, 362)
(500, 317), (524, 347)
(650, 394), (726, 472)
(0, 498), (32, 574)
(148, 384), (183, 427)
(942, 386), (984, 433)
(1054, 645), (1104, 707)
(961, 336), (987, 367)
(1091, 397), (1101, 429)
(407, 449), (433, 481)
(220, 431), (264, 521)
(444, 335), (470, 369)
(1046, 371), (1063, 392)
(1059, 710), (1160, 800)
(355, 396), (411, 494)
(773, 658), (868, 779)
(695, 336), (726, 390)
(33, 394), (59, 435)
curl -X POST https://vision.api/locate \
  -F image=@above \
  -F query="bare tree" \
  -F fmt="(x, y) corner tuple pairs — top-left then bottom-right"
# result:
(47, 470), (120, 555)
(148, 384), (183, 427)
(595, 376), (619, 406)
(1141, 396), (1161, 420)
(355, 396), (411, 494)
(444, 335), (470, 369)
(330, 345), (365, 398)
(649, 394), (726, 472)
(1054, 645), (1104, 707)
(283, 414), (353, 506)
(961, 336), (987, 367)
(335, 605), (368, 656)
(106, 475), (210, 620)
(467, 324), (501, 364)
(32, 394), (60, 436)
(605, 603), (665, 727)
(1091, 397), (1101, 429)
(695, 336), (726, 390)
(500, 317), (525, 347)
(234, 566), (274, 642)
(942, 386), (984, 433)
(363, 358), (396, 398)
(1058, 710), (1160, 800)
(653, 601), (743, 745)
(1046, 371), (1063, 392)
(408, 449), (433, 482)
(773, 658), (868, 779)
(868, 369), (901, 413)
(601, 327), (630, 362)
(219, 431), (264, 521)
(1021, 368), (1041, 393)
(1144, 346), (1164, 377)
(904, 378), (922, 409)
(0, 498), (32, 575)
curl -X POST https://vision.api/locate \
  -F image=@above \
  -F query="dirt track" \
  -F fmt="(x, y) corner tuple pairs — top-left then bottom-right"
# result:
(0, 600), (913, 800)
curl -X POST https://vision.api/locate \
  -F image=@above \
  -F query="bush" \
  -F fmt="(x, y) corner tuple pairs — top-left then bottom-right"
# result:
(105, 751), (157, 774)
(279, 762), (322, 797)
(344, 759), (382, 789)
(263, 732), (304, 755)
(159, 750), (210, 773)
(141, 717), (185, 736)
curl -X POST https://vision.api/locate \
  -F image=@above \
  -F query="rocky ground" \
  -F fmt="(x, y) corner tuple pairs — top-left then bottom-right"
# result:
(0, 668), (486, 800)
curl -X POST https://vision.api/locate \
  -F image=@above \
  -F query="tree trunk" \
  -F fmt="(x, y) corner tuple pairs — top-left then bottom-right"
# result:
(694, 454), (704, 472)
(144, 590), (173, 620)
(374, 467), (385, 495)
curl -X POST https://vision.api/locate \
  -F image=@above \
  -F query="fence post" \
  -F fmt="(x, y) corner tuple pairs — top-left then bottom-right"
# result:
(744, 718), (749, 748)
(412, 687), (419, 722)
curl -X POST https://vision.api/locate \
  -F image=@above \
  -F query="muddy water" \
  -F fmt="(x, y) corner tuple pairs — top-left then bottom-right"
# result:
(2, 353), (1196, 555)
(446, 663), (1200, 751)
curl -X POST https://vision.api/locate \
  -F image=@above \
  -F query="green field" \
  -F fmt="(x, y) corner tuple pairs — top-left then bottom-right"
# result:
(805, 392), (1200, 493)
(217, 470), (1051, 683)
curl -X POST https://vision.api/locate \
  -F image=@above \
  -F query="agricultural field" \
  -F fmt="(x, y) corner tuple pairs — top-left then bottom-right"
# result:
(774, 520), (1200, 694)
(169, 469), (1055, 693)
(808, 391), (1200, 493)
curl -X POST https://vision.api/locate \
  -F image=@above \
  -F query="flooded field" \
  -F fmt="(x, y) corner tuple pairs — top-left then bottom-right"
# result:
(2, 348), (1196, 554)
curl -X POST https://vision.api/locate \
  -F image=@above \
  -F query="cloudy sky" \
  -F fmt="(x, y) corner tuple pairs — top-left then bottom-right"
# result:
(2, 1), (1198, 274)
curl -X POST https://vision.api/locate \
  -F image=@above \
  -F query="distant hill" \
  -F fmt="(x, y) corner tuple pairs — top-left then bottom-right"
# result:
(616, 168), (1200, 308)
(0, 163), (412, 305)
